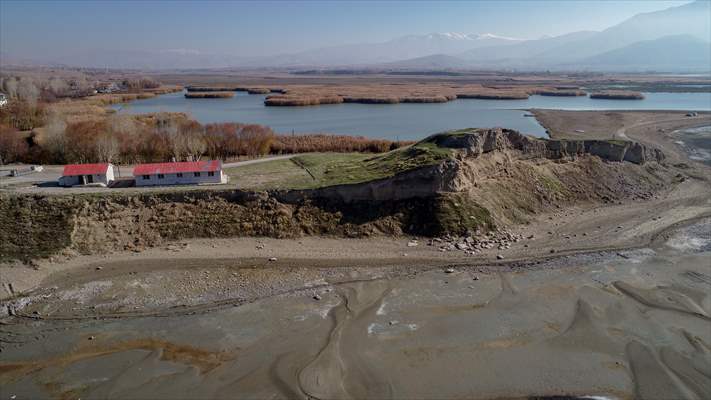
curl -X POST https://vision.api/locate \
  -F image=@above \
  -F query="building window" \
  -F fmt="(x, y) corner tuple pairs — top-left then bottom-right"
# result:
(194, 172), (201, 177)
(208, 171), (215, 177)
(177, 173), (183, 178)
(158, 174), (164, 179)
(142, 175), (150, 180)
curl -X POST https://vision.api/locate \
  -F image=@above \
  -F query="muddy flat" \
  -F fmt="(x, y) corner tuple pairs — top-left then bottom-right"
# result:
(1, 219), (710, 399)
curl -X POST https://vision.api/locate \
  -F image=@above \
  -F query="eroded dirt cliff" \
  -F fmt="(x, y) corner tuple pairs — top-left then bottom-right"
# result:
(0, 129), (679, 262)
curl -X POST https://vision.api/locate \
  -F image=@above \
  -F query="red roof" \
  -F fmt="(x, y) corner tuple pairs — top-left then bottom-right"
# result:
(133, 160), (222, 176)
(62, 163), (111, 176)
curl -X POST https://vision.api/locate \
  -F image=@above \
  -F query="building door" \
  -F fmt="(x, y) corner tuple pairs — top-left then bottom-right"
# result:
(87, 175), (94, 184)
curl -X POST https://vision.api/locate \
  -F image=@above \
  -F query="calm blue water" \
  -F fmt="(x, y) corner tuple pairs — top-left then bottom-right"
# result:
(113, 91), (711, 141)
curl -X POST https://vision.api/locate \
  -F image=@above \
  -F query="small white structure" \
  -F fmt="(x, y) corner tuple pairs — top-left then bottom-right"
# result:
(0, 93), (7, 107)
(133, 160), (225, 186)
(59, 163), (115, 187)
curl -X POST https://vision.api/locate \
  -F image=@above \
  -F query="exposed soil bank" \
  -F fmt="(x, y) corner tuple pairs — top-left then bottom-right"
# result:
(0, 129), (680, 263)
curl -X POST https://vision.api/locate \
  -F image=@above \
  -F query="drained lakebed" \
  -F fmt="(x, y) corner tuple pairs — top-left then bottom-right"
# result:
(1, 219), (709, 399)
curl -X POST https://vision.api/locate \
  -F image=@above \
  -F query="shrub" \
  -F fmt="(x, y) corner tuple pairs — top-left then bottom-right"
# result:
(0, 125), (29, 164)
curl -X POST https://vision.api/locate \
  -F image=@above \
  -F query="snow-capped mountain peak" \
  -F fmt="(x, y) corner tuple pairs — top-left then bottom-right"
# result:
(419, 32), (521, 41)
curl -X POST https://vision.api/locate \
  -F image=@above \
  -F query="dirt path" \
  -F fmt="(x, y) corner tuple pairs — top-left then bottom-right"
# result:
(223, 154), (295, 168)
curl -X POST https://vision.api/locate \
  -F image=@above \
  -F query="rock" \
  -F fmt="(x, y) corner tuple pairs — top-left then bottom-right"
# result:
(473, 276), (479, 280)
(445, 268), (455, 274)
(389, 320), (397, 326)
(496, 255), (504, 260)
(268, 257), (277, 262)
(407, 241), (418, 247)
(95, 266), (102, 271)
(313, 294), (321, 301)
(550, 249), (556, 253)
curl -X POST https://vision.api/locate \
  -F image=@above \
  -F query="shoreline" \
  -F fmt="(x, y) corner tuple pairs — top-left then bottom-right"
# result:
(6, 211), (710, 322)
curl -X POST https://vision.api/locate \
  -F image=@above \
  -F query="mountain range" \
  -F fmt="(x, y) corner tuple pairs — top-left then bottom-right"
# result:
(1, 0), (709, 72)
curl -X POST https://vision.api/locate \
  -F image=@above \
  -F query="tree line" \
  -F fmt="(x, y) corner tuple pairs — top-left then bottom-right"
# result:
(0, 113), (411, 165)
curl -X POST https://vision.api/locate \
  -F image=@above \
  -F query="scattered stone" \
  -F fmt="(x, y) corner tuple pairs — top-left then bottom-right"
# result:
(496, 255), (504, 260)
(550, 249), (556, 253)
(445, 268), (455, 274)
(268, 257), (277, 262)
(407, 241), (418, 247)
(472, 276), (479, 281)
(256, 244), (265, 250)
(389, 320), (398, 326)
(313, 294), (322, 301)
(95, 266), (102, 271)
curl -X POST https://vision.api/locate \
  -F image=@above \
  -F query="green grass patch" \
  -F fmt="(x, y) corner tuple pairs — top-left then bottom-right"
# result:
(225, 158), (315, 190)
(226, 141), (454, 190)
(433, 193), (495, 235)
(293, 142), (452, 188)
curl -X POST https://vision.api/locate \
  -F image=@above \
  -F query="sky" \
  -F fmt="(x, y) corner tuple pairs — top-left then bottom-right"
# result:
(0, 0), (693, 59)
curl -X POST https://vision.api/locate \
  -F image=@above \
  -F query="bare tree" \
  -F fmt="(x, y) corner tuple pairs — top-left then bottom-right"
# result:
(44, 111), (67, 163)
(4, 77), (18, 98)
(17, 78), (39, 105)
(48, 78), (69, 97)
(95, 132), (119, 163)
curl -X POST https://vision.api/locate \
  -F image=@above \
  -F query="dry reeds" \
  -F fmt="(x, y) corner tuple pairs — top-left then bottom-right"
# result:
(590, 91), (645, 100)
(184, 92), (234, 99)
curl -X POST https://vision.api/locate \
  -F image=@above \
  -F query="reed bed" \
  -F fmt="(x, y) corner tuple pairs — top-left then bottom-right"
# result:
(590, 90), (645, 100)
(184, 92), (235, 99)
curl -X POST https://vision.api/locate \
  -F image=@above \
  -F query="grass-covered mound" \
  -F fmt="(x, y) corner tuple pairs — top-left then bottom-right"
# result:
(228, 139), (454, 190)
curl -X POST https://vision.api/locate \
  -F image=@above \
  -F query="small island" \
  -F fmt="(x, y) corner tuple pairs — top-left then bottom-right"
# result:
(590, 90), (645, 100)
(184, 92), (235, 99)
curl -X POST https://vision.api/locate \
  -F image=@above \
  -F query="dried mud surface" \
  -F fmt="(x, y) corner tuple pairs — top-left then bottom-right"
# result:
(1, 219), (710, 400)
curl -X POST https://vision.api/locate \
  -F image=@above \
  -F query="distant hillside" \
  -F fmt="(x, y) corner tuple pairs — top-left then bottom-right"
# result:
(579, 35), (711, 72)
(245, 33), (522, 67)
(380, 54), (472, 69)
(458, 31), (598, 64)
(533, 0), (711, 63)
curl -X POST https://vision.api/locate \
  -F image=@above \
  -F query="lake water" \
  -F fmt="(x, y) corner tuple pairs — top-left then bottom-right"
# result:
(114, 91), (711, 140)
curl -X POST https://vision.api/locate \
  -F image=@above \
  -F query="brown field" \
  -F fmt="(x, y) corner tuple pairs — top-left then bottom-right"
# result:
(48, 85), (183, 123)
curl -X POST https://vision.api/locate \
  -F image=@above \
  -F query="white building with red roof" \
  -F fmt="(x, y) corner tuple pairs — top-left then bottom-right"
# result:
(133, 160), (225, 186)
(59, 163), (115, 187)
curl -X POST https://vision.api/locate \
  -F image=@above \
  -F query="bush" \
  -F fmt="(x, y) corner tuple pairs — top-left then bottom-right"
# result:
(0, 125), (29, 164)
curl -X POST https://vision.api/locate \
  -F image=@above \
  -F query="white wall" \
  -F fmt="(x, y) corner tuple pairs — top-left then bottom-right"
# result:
(135, 170), (224, 186)
(59, 165), (114, 187)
